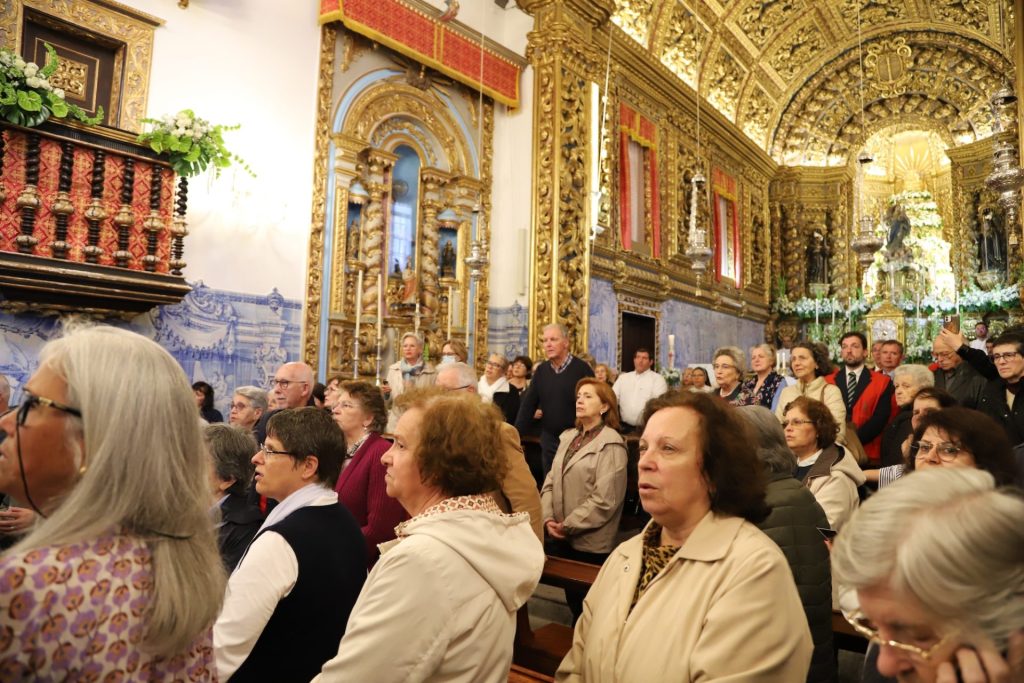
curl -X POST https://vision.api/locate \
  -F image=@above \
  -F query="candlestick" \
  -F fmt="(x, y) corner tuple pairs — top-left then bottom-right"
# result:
(354, 269), (364, 378)
(376, 272), (383, 346)
(414, 300), (421, 335)
(447, 285), (454, 339)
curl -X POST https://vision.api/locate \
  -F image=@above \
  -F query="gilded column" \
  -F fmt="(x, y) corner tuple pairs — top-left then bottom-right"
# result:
(419, 169), (448, 325)
(360, 149), (397, 357)
(330, 135), (365, 316)
(519, 0), (611, 358)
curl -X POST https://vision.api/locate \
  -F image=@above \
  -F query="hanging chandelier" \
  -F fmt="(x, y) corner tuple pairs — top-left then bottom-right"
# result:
(684, 49), (712, 292)
(848, 2), (883, 271)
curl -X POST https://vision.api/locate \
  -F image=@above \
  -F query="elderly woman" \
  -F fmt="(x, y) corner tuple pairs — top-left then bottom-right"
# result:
(776, 341), (847, 444)
(194, 380), (224, 423)
(215, 408), (367, 682)
(833, 468), (1024, 683)
(323, 375), (344, 410)
(782, 396), (864, 531)
(868, 387), (958, 488)
(384, 332), (437, 401)
(557, 391), (811, 681)
(878, 364), (934, 467)
(541, 377), (627, 620)
(206, 424), (263, 572)
(738, 406), (835, 683)
(440, 338), (468, 365)
(712, 346), (750, 405)
(904, 406), (1018, 486)
(332, 380), (407, 568)
(314, 390), (544, 682)
(0, 325), (224, 678)
(230, 385), (268, 432)
(688, 366), (714, 393)
(742, 343), (786, 409)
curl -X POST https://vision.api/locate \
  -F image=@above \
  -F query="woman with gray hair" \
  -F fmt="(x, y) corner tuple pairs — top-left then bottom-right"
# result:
(384, 332), (437, 401)
(712, 345), (751, 405)
(0, 324), (225, 678)
(879, 364), (934, 467)
(833, 468), (1024, 683)
(230, 385), (269, 432)
(206, 424), (263, 572)
(738, 406), (836, 683)
(741, 343), (787, 410)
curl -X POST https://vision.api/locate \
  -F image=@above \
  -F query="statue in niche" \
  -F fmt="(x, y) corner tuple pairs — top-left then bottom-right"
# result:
(400, 257), (418, 305)
(806, 229), (830, 284)
(884, 202), (912, 258)
(440, 241), (456, 278)
(978, 209), (1006, 273)
(392, 259), (402, 278)
(347, 218), (360, 260)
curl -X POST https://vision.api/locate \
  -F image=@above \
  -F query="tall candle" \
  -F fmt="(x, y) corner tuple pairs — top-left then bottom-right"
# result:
(354, 269), (364, 342)
(447, 286), (454, 339)
(414, 300), (421, 335)
(376, 273), (383, 347)
(668, 334), (675, 355)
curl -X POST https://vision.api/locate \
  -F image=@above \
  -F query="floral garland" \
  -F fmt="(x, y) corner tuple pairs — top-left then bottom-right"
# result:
(137, 109), (252, 178)
(0, 45), (102, 127)
(772, 285), (1020, 319)
(659, 367), (681, 387)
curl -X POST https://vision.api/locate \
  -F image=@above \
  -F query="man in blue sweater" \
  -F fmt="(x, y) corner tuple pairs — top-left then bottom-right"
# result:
(515, 324), (594, 476)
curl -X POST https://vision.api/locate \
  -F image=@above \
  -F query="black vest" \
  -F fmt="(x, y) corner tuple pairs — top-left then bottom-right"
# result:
(232, 503), (367, 682)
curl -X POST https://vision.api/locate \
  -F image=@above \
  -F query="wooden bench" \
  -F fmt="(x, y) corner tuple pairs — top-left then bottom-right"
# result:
(509, 664), (555, 682)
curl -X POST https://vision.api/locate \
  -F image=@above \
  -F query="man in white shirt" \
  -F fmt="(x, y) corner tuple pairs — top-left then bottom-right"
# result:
(970, 321), (989, 352)
(612, 348), (668, 433)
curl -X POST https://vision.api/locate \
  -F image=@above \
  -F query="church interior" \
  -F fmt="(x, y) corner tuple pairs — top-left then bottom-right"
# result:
(0, 0), (1023, 680)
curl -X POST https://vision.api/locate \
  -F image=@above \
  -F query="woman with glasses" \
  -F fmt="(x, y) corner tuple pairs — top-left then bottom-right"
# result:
(904, 407), (1018, 486)
(556, 391), (812, 681)
(712, 346), (750, 405)
(0, 325), (225, 679)
(741, 343), (786, 410)
(314, 391), (544, 682)
(541, 377), (627, 622)
(867, 388), (958, 488)
(215, 407), (367, 682)
(833, 468), (1024, 683)
(781, 396), (864, 531)
(878, 364), (934, 468)
(776, 341), (847, 444)
(229, 385), (268, 432)
(331, 380), (407, 568)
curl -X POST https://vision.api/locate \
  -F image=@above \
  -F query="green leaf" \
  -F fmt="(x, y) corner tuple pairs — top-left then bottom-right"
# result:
(48, 96), (68, 118)
(39, 43), (59, 79)
(17, 89), (42, 112)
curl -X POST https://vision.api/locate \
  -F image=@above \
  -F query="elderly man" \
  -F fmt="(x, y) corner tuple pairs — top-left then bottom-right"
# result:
(931, 339), (986, 409)
(612, 348), (667, 433)
(515, 324), (594, 475)
(832, 468), (1024, 683)
(437, 362), (543, 541)
(255, 362), (315, 444)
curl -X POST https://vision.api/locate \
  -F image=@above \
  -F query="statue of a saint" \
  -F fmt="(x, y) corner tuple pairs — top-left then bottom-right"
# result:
(884, 203), (911, 257)
(979, 209), (1006, 273)
(440, 241), (456, 278)
(401, 257), (418, 304)
(392, 259), (402, 278)
(806, 229), (830, 284)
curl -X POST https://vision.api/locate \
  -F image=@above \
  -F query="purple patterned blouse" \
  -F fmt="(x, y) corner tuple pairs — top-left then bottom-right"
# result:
(0, 531), (216, 682)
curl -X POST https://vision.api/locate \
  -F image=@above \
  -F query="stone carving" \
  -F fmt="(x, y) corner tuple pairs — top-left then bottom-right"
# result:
(864, 37), (912, 98)
(768, 25), (825, 82)
(838, 0), (905, 28)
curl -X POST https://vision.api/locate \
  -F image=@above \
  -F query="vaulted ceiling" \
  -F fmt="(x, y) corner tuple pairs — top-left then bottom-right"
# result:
(610, 0), (1016, 166)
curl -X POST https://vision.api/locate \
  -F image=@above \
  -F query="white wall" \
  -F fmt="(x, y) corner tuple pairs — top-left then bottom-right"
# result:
(119, 0), (321, 299)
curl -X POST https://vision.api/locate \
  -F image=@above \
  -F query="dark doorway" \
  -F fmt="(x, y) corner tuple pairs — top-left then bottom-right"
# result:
(620, 312), (656, 372)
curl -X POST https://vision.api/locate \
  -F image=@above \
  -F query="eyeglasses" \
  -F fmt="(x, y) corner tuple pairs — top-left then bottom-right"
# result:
(229, 402), (252, 411)
(259, 443), (297, 457)
(931, 351), (953, 360)
(12, 392), (82, 427)
(711, 363), (736, 371)
(781, 418), (814, 428)
(912, 440), (964, 461)
(485, 362), (503, 368)
(992, 352), (1021, 363)
(843, 610), (953, 662)
(270, 379), (308, 389)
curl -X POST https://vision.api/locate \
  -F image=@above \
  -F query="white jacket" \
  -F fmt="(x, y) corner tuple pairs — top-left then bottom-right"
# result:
(314, 503), (544, 683)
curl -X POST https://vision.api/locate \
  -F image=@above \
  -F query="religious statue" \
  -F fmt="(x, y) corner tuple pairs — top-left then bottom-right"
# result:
(978, 209), (1006, 273)
(440, 241), (456, 278)
(400, 257), (418, 305)
(806, 229), (830, 285)
(884, 202), (912, 258)
(392, 259), (402, 278)
(346, 218), (360, 260)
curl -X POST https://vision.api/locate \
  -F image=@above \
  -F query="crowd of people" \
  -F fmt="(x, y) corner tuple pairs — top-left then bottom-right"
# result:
(0, 320), (1020, 682)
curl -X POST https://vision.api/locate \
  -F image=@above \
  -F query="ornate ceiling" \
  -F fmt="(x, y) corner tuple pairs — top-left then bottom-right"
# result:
(611, 0), (1016, 166)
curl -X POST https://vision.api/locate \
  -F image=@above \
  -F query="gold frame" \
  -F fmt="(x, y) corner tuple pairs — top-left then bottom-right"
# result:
(1, 0), (162, 133)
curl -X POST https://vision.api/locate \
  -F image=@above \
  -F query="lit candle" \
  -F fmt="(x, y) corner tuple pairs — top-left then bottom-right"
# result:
(447, 285), (454, 339)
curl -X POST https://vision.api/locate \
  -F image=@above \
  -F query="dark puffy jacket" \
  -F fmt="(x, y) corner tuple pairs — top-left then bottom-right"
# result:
(879, 405), (913, 468)
(756, 472), (837, 683)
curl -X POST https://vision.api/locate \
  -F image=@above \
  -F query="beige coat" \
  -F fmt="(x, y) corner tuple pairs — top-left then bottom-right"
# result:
(384, 360), (437, 431)
(776, 376), (848, 444)
(556, 513), (812, 683)
(541, 425), (627, 554)
(804, 443), (864, 531)
(493, 422), (544, 542)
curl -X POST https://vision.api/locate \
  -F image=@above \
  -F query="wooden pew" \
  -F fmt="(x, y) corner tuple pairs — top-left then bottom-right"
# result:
(509, 664), (555, 682)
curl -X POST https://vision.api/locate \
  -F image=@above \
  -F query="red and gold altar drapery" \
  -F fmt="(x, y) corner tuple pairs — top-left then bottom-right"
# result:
(318, 0), (521, 107)
(618, 103), (661, 257)
(711, 168), (740, 286)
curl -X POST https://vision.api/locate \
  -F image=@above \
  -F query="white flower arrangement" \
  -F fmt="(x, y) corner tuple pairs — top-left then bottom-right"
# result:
(0, 44), (101, 127)
(138, 109), (252, 178)
(660, 367), (682, 386)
